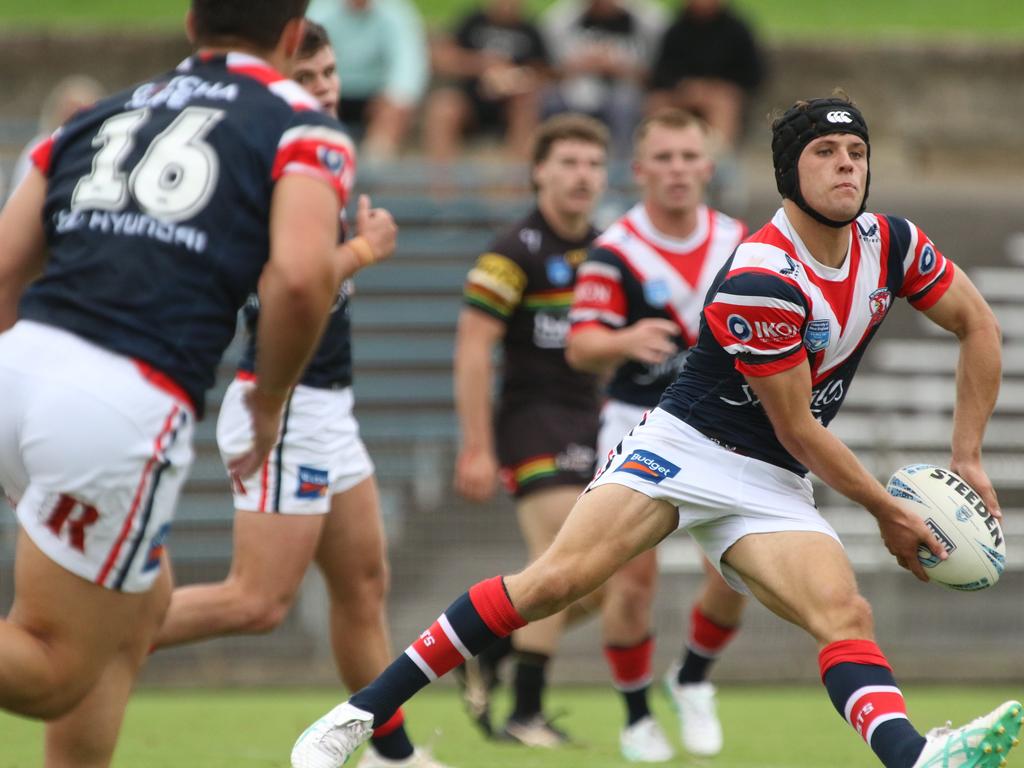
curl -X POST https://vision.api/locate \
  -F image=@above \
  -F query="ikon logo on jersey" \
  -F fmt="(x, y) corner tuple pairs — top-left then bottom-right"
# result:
(726, 314), (752, 341)
(615, 450), (680, 484)
(753, 320), (800, 341)
(804, 319), (831, 352)
(297, 466), (329, 499)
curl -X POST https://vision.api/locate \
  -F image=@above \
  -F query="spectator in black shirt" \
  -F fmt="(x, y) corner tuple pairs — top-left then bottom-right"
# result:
(424, 0), (549, 162)
(540, 0), (665, 155)
(648, 0), (763, 150)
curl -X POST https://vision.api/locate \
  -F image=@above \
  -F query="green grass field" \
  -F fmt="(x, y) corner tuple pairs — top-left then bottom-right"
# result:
(0, 0), (1022, 38)
(2, 685), (1021, 767)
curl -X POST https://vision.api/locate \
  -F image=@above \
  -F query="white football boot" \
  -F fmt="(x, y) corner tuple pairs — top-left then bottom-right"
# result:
(619, 715), (675, 763)
(663, 665), (723, 757)
(292, 701), (375, 768)
(912, 700), (1023, 768)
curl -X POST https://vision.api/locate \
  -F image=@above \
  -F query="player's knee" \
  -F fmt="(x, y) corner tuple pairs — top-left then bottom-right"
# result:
(521, 560), (590, 616)
(236, 592), (294, 634)
(814, 593), (874, 643)
(334, 558), (391, 613)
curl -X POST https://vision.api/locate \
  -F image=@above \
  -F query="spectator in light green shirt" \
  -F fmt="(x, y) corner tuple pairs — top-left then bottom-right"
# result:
(310, 0), (429, 159)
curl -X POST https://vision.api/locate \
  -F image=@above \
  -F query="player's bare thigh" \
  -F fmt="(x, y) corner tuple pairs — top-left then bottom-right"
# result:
(516, 485), (585, 560)
(314, 474), (389, 602)
(3, 531), (168, 718)
(506, 483), (678, 621)
(227, 509), (324, 603)
(723, 530), (873, 646)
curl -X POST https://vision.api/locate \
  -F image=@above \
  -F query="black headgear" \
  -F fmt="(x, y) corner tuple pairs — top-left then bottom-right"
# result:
(771, 97), (870, 228)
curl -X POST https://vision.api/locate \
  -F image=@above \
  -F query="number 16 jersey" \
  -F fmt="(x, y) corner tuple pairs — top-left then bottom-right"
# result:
(21, 52), (356, 416)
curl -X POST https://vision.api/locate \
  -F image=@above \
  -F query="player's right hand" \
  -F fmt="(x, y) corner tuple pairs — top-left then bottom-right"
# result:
(454, 448), (499, 502)
(875, 499), (947, 582)
(622, 318), (680, 365)
(228, 386), (287, 481)
(355, 194), (398, 263)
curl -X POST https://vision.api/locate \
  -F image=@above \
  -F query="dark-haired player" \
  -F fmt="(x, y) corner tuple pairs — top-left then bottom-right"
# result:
(293, 93), (1019, 768)
(0, 2), (396, 766)
(151, 20), (445, 768)
(452, 112), (607, 745)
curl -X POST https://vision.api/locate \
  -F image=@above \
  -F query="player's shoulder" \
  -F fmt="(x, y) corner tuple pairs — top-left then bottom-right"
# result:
(489, 210), (548, 265)
(709, 207), (747, 243)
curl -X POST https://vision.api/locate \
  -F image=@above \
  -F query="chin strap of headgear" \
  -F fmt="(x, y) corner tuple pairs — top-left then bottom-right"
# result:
(771, 97), (870, 228)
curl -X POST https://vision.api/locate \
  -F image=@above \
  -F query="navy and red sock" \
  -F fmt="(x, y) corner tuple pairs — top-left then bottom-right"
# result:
(820, 639), (926, 768)
(350, 576), (527, 726)
(604, 636), (655, 725)
(369, 710), (414, 760)
(677, 605), (738, 685)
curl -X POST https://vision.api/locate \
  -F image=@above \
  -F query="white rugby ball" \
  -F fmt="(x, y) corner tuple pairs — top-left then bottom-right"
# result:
(886, 464), (1006, 591)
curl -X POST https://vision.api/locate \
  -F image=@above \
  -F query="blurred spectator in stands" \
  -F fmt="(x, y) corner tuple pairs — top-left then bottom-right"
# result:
(424, 0), (549, 162)
(309, 0), (429, 160)
(12, 75), (104, 190)
(647, 0), (763, 151)
(540, 0), (665, 156)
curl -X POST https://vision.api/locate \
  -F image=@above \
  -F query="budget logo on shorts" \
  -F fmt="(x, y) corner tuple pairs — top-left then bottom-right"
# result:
(615, 450), (680, 484)
(297, 466), (329, 499)
(143, 523), (171, 574)
(804, 319), (831, 352)
(643, 279), (671, 308)
(546, 255), (572, 286)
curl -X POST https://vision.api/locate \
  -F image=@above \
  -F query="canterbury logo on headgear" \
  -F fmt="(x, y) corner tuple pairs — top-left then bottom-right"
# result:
(771, 95), (871, 228)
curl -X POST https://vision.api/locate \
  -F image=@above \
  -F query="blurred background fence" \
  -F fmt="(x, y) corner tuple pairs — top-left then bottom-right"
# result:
(1, 2), (1023, 689)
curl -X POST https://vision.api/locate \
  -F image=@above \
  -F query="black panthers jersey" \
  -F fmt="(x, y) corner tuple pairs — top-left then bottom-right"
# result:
(463, 208), (599, 412)
(20, 52), (355, 415)
(660, 209), (954, 475)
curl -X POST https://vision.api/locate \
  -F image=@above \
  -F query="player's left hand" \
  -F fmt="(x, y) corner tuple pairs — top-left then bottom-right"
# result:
(228, 386), (288, 481)
(949, 458), (1001, 520)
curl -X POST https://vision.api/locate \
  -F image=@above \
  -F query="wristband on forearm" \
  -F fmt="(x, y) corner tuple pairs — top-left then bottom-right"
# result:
(348, 236), (377, 267)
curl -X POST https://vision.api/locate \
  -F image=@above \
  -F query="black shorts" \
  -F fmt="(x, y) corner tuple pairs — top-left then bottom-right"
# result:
(496, 402), (599, 499)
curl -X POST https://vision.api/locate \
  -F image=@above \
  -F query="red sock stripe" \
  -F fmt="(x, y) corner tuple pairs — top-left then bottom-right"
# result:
(372, 709), (405, 737)
(603, 636), (654, 690)
(408, 617), (467, 679)
(846, 686), (908, 742)
(468, 576), (527, 637)
(818, 639), (893, 681)
(688, 605), (738, 657)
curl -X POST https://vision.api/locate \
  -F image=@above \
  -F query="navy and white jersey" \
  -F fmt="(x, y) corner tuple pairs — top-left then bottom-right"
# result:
(236, 274), (355, 389)
(20, 52), (356, 415)
(660, 208), (955, 474)
(569, 203), (746, 408)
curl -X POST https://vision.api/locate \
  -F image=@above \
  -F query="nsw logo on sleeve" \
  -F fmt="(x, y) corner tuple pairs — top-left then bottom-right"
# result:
(804, 319), (831, 353)
(615, 450), (680, 484)
(297, 466), (329, 499)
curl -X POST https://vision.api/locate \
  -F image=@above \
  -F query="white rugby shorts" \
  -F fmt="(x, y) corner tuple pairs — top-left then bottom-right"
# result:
(217, 377), (375, 514)
(0, 321), (194, 593)
(588, 407), (840, 593)
(596, 399), (648, 469)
